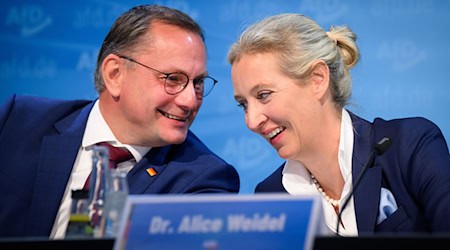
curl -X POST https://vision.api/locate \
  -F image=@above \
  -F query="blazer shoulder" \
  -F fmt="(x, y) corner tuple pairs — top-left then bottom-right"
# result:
(255, 162), (286, 193)
(0, 95), (93, 136)
(373, 116), (444, 137)
(182, 130), (220, 155)
(371, 116), (450, 157)
(2, 94), (92, 120)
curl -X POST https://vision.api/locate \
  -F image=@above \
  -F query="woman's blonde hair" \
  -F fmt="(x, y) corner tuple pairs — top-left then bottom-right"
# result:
(228, 13), (359, 109)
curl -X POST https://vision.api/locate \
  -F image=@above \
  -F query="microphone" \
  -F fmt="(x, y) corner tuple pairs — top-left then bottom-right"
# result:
(335, 137), (392, 235)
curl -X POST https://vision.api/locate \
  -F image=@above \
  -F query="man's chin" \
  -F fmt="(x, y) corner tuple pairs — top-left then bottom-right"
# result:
(165, 134), (188, 145)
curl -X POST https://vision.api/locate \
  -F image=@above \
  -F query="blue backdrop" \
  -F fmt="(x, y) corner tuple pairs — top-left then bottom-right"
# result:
(1, 0), (449, 194)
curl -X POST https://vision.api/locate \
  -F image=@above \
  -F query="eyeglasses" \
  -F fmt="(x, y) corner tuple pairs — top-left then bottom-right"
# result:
(118, 55), (217, 98)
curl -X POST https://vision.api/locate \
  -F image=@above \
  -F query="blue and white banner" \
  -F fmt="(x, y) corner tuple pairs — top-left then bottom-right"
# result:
(114, 194), (326, 250)
(1, 0), (449, 194)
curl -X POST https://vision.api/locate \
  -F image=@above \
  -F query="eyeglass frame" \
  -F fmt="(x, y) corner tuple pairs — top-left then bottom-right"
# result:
(117, 54), (217, 98)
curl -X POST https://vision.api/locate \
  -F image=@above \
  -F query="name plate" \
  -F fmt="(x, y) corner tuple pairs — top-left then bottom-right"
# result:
(114, 194), (325, 250)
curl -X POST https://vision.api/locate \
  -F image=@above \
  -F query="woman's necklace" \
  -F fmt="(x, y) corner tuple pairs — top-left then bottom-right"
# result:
(310, 174), (340, 208)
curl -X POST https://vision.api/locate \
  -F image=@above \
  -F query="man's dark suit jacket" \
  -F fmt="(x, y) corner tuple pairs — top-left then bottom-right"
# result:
(0, 95), (240, 237)
(255, 111), (450, 233)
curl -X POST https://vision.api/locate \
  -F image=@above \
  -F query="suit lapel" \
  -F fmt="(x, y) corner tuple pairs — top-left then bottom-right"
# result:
(349, 113), (382, 233)
(352, 154), (383, 232)
(28, 102), (94, 235)
(127, 146), (171, 194)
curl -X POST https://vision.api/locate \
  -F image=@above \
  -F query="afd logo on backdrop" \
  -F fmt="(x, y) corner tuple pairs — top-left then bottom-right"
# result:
(370, 0), (434, 16)
(6, 4), (52, 37)
(218, 0), (285, 22)
(77, 50), (98, 72)
(218, 0), (349, 23)
(73, 5), (128, 29)
(222, 136), (272, 170)
(377, 39), (427, 72)
(300, 0), (349, 22)
(0, 56), (56, 80)
(154, 0), (199, 20)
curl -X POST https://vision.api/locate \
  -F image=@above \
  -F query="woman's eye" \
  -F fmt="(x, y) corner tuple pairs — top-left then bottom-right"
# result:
(237, 102), (247, 111)
(257, 91), (272, 100)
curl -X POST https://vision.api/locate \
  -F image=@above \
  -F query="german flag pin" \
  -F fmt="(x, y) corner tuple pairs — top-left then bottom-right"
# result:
(146, 167), (157, 176)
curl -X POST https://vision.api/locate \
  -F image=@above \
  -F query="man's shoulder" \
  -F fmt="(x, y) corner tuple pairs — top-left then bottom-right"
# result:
(6, 94), (92, 114)
(13, 94), (91, 107)
(1, 94), (94, 128)
(183, 130), (209, 150)
(175, 130), (229, 163)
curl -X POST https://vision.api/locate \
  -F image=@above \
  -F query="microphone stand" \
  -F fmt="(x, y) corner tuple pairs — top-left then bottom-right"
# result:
(335, 137), (392, 236)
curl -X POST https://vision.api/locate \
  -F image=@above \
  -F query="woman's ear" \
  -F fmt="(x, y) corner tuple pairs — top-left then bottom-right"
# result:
(309, 60), (330, 101)
(102, 54), (123, 98)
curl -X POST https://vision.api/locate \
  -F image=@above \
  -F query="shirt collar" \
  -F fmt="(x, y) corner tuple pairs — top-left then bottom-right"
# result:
(339, 108), (354, 181)
(283, 108), (354, 192)
(82, 99), (150, 162)
(282, 109), (357, 235)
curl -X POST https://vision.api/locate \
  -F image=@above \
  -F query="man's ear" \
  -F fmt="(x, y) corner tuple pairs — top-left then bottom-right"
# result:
(309, 60), (330, 101)
(102, 54), (123, 98)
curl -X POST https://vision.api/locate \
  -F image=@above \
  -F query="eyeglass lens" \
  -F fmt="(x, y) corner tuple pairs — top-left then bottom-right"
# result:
(164, 73), (215, 97)
(118, 55), (216, 97)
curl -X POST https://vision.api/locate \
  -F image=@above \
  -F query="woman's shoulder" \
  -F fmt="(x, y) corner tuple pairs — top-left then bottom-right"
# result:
(373, 116), (442, 134)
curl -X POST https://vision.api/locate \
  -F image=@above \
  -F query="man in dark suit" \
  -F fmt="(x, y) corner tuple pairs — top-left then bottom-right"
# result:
(0, 4), (240, 238)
